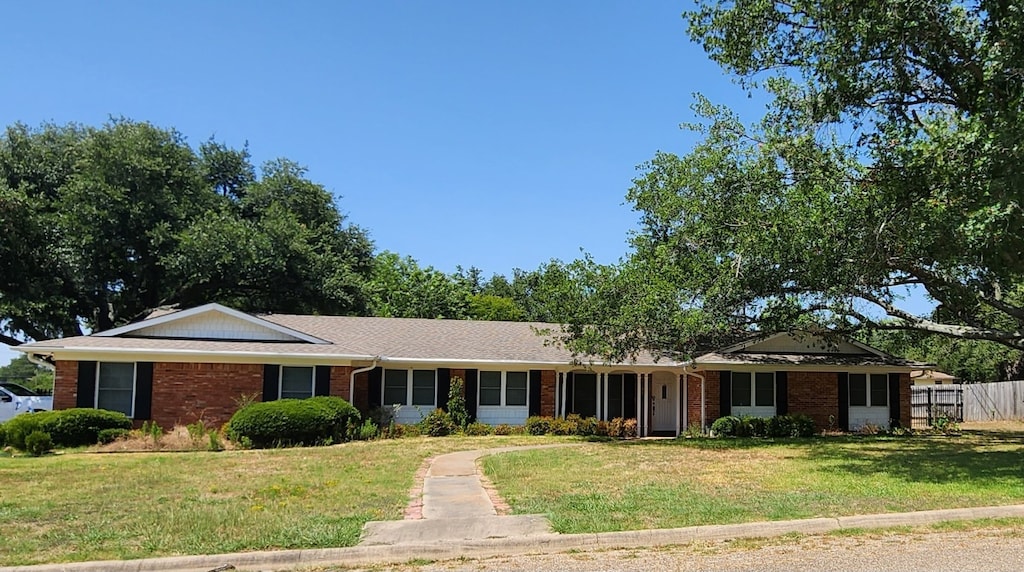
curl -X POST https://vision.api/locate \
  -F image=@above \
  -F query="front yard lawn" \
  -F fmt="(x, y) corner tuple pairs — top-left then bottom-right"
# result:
(483, 429), (1024, 534)
(0, 435), (544, 566)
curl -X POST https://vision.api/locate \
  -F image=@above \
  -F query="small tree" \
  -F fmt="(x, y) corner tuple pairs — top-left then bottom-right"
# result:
(447, 376), (469, 430)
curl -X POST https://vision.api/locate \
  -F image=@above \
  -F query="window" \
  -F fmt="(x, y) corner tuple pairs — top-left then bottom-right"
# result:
(506, 372), (528, 406)
(412, 369), (435, 406)
(280, 366), (314, 399)
(97, 362), (135, 417)
(732, 372), (774, 408)
(605, 373), (637, 419)
(755, 372), (775, 406)
(382, 369), (436, 407)
(478, 371), (529, 407)
(572, 373), (597, 417)
(850, 373), (888, 407)
(731, 372), (752, 407)
(479, 371), (502, 406)
(383, 369), (408, 405)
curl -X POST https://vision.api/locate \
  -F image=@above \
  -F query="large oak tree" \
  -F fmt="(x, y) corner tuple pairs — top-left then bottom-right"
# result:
(0, 120), (373, 346)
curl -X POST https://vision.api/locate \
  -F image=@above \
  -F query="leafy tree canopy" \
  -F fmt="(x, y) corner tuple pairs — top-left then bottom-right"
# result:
(585, 0), (1024, 360)
(0, 119), (373, 346)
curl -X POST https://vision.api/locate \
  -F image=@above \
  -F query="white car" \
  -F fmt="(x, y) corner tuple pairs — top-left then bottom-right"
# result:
(0, 382), (54, 423)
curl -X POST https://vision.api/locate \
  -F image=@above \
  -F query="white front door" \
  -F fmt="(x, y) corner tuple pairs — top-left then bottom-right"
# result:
(651, 372), (677, 433)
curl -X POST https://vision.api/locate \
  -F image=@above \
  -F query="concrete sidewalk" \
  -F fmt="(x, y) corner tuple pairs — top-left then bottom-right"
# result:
(361, 445), (566, 545)
(3, 504), (1023, 572)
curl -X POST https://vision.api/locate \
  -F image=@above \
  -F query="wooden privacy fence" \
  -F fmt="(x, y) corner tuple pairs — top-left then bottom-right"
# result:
(911, 385), (963, 428)
(912, 380), (1024, 427)
(961, 380), (1024, 422)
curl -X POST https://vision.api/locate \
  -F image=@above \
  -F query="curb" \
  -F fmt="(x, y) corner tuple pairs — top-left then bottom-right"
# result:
(4, 504), (1024, 572)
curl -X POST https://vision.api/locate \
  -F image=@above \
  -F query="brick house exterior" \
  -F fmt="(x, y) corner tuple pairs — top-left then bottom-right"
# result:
(23, 304), (925, 434)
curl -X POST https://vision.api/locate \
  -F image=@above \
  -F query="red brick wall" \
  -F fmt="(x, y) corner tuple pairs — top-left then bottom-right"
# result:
(788, 371), (840, 430)
(541, 370), (556, 417)
(685, 374), (703, 428)
(151, 362), (264, 429)
(53, 360), (79, 410)
(329, 365), (354, 401)
(703, 370), (721, 423)
(352, 370), (370, 412)
(899, 372), (912, 428)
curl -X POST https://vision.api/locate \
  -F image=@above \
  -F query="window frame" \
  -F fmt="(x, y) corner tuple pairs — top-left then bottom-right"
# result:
(95, 362), (137, 418)
(849, 373), (889, 407)
(730, 371), (775, 409)
(382, 368), (437, 407)
(477, 370), (530, 408)
(279, 365), (316, 400)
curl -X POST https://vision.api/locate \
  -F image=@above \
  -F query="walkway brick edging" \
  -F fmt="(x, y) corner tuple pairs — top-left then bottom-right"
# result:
(403, 455), (434, 520)
(476, 462), (511, 516)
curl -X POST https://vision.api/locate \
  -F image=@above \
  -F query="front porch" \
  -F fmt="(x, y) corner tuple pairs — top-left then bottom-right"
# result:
(551, 370), (689, 436)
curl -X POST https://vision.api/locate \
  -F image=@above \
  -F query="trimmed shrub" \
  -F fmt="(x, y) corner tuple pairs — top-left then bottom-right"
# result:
(790, 414), (816, 437)
(622, 418), (638, 438)
(5, 408), (132, 450)
(711, 415), (743, 437)
(391, 423), (422, 438)
(548, 417), (575, 435)
(525, 416), (552, 435)
(97, 428), (131, 444)
(745, 416), (768, 438)
(493, 424), (516, 436)
(0, 422), (7, 447)
(767, 415), (794, 438)
(609, 417), (624, 438)
(571, 415), (597, 436)
(419, 408), (456, 437)
(25, 431), (52, 456)
(594, 420), (610, 437)
(226, 397), (360, 448)
(465, 421), (493, 436)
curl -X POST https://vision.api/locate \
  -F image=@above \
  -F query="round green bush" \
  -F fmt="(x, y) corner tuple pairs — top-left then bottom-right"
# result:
(464, 421), (493, 436)
(226, 397), (360, 448)
(24, 431), (52, 456)
(43, 408), (133, 447)
(710, 415), (742, 437)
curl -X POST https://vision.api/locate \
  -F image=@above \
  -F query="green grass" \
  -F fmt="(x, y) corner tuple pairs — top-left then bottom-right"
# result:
(0, 435), (550, 566)
(483, 430), (1024, 534)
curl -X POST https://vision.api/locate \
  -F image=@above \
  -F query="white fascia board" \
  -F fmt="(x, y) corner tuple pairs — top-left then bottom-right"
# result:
(692, 362), (920, 373)
(377, 357), (689, 371)
(20, 345), (372, 365)
(93, 303), (330, 345)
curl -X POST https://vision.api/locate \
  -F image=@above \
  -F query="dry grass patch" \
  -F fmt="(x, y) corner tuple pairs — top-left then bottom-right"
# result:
(483, 431), (1024, 534)
(0, 435), (557, 566)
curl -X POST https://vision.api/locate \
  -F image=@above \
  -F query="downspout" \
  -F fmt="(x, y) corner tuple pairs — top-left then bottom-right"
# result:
(350, 358), (380, 405)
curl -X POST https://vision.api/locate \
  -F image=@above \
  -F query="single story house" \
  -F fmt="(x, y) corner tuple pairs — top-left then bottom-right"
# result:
(911, 369), (958, 385)
(15, 303), (924, 435)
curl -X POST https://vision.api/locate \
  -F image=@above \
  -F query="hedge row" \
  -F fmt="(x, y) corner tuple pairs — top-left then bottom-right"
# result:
(1, 408), (132, 451)
(525, 415), (638, 438)
(710, 414), (816, 438)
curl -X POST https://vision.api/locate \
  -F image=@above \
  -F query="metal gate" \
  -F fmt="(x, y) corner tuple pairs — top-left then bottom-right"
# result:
(911, 385), (964, 428)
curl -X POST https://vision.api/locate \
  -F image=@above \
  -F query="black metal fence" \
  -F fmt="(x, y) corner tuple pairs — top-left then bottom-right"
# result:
(911, 385), (964, 428)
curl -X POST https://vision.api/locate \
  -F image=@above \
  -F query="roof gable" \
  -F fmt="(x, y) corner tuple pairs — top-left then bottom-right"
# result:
(95, 303), (330, 344)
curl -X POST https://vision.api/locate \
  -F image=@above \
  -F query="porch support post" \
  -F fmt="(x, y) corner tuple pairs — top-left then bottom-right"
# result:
(602, 373), (608, 421)
(561, 372), (568, 418)
(646, 373), (652, 436)
(676, 373), (683, 437)
(554, 371), (560, 418)
(635, 374), (641, 428)
(596, 373), (602, 421)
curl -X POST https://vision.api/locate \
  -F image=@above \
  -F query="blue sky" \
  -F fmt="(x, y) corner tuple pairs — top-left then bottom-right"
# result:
(1, 1), (888, 365)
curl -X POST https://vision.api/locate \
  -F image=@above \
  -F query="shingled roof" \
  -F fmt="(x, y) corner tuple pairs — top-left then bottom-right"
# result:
(18, 305), (681, 368)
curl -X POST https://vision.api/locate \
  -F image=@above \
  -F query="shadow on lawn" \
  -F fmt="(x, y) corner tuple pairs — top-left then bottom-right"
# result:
(615, 431), (1024, 486)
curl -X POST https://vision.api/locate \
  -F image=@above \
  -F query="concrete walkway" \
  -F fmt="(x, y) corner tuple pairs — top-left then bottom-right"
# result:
(360, 445), (568, 545)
